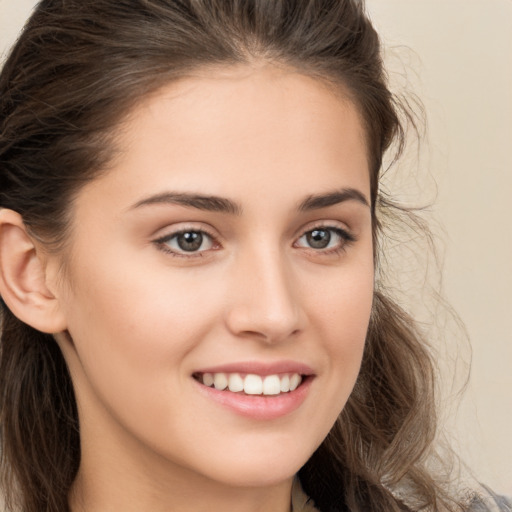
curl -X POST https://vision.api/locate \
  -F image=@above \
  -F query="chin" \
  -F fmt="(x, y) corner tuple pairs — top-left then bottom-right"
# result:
(196, 445), (313, 488)
(213, 467), (297, 489)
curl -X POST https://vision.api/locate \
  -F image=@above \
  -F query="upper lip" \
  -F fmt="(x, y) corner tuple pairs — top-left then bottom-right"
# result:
(193, 360), (314, 376)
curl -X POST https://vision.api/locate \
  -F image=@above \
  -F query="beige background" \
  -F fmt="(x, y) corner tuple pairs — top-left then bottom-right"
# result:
(365, 0), (512, 494)
(1, 0), (511, 496)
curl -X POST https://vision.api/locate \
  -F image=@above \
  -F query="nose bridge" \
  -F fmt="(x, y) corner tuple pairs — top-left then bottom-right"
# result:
(225, 240), (302, 342)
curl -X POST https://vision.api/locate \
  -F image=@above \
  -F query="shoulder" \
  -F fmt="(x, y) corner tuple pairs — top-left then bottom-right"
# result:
(465, 484), (512, 512)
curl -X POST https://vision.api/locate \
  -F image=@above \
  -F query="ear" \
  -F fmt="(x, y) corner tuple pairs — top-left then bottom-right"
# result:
(0, 209), (67, 333)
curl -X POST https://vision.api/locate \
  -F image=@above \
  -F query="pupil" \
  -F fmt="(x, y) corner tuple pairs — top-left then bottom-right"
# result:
(177, 232), (203, 251)
(307, 229), (331, 249)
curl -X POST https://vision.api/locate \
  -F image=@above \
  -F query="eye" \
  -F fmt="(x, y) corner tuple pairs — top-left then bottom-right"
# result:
(155, 230), (215, 255)
(295, 227), (354, 251)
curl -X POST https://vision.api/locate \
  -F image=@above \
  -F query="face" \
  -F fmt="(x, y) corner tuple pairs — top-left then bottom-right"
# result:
(54, 64), (374, 490)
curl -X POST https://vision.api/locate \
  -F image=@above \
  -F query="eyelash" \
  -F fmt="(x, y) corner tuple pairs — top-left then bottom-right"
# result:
(294, 226), (356, 255)
(153, 227), (219, 258)
(153, 225), (356, 259)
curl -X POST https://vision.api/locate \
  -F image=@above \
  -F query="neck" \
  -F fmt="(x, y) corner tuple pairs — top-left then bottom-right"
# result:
(70, 469), (294, 512)
(70, 420), (294, 512)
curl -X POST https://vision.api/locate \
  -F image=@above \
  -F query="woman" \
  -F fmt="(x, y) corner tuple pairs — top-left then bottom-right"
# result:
(0, 1), (509, 511)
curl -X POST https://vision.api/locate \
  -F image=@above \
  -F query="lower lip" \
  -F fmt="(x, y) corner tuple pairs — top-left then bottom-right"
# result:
(194, 377), (313, 420)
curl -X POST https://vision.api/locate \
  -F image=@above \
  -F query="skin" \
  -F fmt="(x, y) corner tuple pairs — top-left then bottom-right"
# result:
(0, 63), (374, 512)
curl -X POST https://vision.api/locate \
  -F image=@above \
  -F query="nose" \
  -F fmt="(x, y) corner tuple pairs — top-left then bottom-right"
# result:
(224, 246), (304, 344)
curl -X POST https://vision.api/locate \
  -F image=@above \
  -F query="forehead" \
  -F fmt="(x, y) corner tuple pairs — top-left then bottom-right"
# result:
(77, 63), (370, 213)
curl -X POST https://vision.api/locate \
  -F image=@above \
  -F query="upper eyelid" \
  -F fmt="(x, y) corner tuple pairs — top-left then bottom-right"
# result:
(155, 230), (214, 244)
(153, 223), (219, 241)
(294, 226), (355, 246)
(151, 220), (356, 246)
(152, 226), (219, 256)
(153, 228), (219, 258)
(293, 220), (354, 239)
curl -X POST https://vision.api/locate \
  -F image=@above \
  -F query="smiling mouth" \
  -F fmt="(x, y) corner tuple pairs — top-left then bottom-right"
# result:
(193, 372), (305, 396)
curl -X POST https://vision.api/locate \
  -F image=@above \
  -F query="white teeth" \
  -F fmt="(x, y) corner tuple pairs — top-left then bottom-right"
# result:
(244, 374), (263, 395)
(280, 374), (290, 392)
(213, 373), (228, 390)
(203, 373), (214, 387)
(289, 374), (302, 391)
(201, 372), (304, 395)
(228, 373), (244, 392)
(262, 375), (281, 395)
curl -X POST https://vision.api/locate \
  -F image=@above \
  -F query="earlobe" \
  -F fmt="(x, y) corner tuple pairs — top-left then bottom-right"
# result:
(0, 209), (67, 334)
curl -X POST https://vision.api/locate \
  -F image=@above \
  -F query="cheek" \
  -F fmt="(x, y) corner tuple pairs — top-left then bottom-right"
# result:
(307, 257), (374, 391)
(59, 253), (224, 405)
(286, 260), (373, 451)
(310, 257), (374, 340)
(66, 248), (219, 345)
(59, 268), (228, 451)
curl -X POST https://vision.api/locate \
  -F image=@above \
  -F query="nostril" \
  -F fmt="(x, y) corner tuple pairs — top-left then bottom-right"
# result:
(224, 305), (303, 344)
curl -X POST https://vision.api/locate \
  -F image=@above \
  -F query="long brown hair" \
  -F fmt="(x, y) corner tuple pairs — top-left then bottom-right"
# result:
(0, 1), (461, 511)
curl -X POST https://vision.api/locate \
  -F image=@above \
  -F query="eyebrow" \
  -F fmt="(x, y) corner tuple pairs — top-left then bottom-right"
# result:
(131, 192), (242, 215)
(298, 188), (369, 211)
(130, 187), (369, 215)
